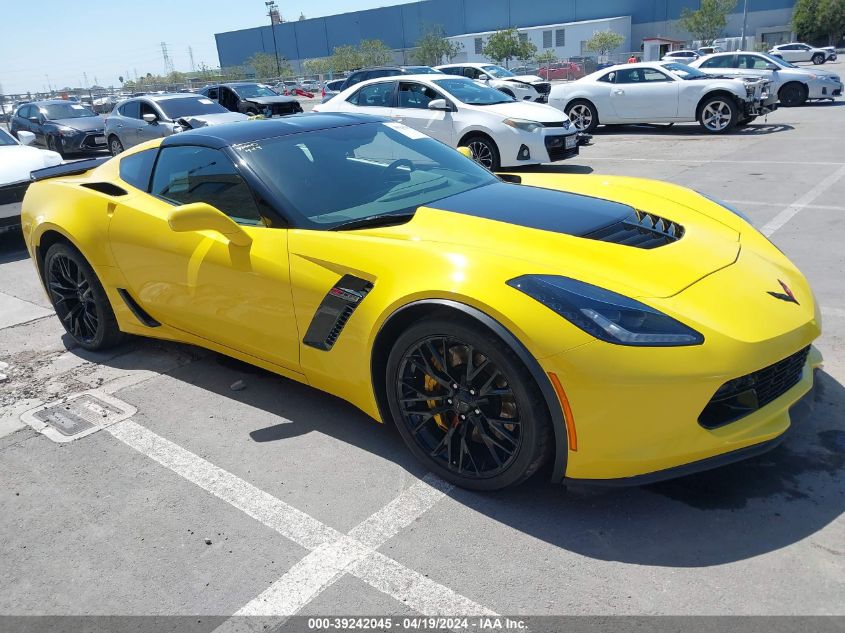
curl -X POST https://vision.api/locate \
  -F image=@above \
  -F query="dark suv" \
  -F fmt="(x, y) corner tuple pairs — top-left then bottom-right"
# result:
(339, 66), (441, 92)
(199, 83), (302, 117)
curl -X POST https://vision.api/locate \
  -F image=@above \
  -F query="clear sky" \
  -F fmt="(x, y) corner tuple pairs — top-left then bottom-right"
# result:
(0, 0), (418, 95)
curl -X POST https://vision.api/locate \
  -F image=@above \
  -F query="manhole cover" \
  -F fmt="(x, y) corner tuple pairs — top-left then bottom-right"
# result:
(22, 391), (137, 443)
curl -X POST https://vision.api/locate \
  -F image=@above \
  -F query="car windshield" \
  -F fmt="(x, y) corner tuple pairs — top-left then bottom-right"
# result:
(480, 65), (515, 78)
(0, 128), (17, 146)
(662, 62), (709, 79)
(156, 96), (230, 119)
(39, 103), (97, 120)
(232, 84), (279, 98)
(238, 121), (497, 230)
(432, 78), (514, 104)
(759, 52), (798, 68)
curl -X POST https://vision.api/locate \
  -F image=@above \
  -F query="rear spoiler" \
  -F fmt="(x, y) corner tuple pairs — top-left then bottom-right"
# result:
(30, 157), (110, 182)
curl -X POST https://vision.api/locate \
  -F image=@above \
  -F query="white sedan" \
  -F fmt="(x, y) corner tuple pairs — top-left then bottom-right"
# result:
(1, 129), (62, 233)
(548, 62), (776, 134)
(314, 74), (578, 170)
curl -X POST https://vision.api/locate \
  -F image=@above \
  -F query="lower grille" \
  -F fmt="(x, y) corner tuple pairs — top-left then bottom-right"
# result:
(81, 132), (106, 148)
(699, 346), (810, 429)
(271, 102), (303, 116)
(533, 82), (551, 95)
(544, 135), (578, 161)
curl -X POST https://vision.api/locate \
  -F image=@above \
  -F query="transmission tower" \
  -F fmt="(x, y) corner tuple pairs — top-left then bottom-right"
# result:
(161, 42), (175, 75)
(188, 46), (196, 72)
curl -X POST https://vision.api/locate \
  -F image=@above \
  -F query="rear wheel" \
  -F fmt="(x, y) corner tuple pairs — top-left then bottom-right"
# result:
(109, 135), (124, 156)
(386, 318), (552, 490)
(812, 53), (825, 65)
(779, 82), (808, 107)
(697, 95), (738, 134)
(464, 134), (501, 171)
(564, 100), (598, 133)
(43, 243), (123, 351)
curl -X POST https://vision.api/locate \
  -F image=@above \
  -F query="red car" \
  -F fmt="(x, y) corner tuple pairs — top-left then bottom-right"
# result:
(538, 62), (584, 81)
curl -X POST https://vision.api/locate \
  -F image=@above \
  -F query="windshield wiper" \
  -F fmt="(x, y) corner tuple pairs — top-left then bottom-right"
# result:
(329, 212), (416, 231)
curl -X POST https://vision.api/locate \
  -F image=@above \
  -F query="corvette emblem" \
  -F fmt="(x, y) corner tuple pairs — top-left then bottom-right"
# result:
(768, 280), (799, 305)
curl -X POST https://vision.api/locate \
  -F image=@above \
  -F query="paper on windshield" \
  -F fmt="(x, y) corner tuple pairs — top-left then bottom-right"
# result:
(198, 98), (213, 104)
(71, 105), (85, 109)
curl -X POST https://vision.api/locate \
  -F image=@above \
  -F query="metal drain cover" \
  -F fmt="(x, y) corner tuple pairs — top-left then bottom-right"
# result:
(22, 391), (137, 443)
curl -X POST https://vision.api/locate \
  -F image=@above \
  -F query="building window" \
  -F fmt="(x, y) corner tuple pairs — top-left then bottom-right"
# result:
(518, 32), (528, 44)
(555, 29), (565, 47)
(543, 30), (552, 49)
(474, 37), (483, 54)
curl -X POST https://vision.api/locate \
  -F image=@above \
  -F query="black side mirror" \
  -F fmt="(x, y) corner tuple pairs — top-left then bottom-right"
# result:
(28, 116), (40, 124)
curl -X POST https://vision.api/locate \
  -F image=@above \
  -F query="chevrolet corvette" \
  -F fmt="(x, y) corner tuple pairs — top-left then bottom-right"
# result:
(20, 114), (822, 490)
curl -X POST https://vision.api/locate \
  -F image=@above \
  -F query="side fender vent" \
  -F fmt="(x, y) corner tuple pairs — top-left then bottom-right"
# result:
(117, 289), (160, 327)
(304, 275), (374, 351)
(81, 182), (128, 197)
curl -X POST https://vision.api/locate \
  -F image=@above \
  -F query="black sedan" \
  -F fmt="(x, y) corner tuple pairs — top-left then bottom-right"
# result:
(199, 83), (302, 117)
(9, 100), (107, 157)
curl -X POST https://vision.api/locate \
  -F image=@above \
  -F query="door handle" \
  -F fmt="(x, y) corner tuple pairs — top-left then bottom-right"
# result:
(614, 89), (625, 95)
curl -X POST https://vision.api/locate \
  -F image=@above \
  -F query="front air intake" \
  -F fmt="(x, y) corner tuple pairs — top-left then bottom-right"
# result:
(585, 210), (684, 249)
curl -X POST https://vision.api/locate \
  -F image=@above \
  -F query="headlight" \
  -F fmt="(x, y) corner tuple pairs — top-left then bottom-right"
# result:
(507, 275), (704, 347)
(58, 127), (78, 137)
(503, 118), (543, 133)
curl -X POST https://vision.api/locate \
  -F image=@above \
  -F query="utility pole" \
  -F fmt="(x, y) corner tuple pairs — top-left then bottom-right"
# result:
(265, 1), (282, 77)
(188, 46), (196, 72)
(740, 0), (749, 50)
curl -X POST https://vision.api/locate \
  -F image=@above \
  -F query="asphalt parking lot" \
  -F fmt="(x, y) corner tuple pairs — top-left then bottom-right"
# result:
(1, 61), (844, 629)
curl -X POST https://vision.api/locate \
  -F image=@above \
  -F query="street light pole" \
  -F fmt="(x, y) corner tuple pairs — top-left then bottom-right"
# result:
(265, 0), (282, 78)
(740, 0), (749, 50)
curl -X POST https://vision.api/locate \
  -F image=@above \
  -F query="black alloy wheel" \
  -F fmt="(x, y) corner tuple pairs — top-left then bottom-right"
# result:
(46, 135), (65, 158)
(779, 82), (808, 107)
(44, 243), (123, 351)
(465, 135), (500, 171)
(812, 53), (825, 65)
(387, 318), (552, 490)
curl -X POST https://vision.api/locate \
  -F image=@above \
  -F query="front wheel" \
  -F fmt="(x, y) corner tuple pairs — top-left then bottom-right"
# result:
(44, 243), (124, 351)
(46, 135), (65, 158)
(779, 82), (808, 107)
(464, 135), (501, 171)
(564, 100), (598, 133)
(386, 318), (552, 490)
(698, 96), (738, 134)
(812, 53), (825, 65)
(109, 135), (124, 156)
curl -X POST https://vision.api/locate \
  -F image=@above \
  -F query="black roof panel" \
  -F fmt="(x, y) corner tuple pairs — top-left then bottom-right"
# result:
(160, 112), (388, 149)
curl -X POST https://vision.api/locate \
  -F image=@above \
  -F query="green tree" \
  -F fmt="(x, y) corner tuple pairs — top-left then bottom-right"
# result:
(793, 0), (845, 44)
(247, 52), (291, 79)
(482, 28), (532, 66)
(413, 25), (463, 66)
(331, 45), (363, 71)
(304, 57), (334, 75)
(679, 0), (737, 45)
(358, 39), (394, 66)
(584, 30), (625, 57)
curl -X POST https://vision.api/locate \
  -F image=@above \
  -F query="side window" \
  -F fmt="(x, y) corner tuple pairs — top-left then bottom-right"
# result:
(150, 146), (263, 225)
(369, 69), (397, 79)
(119, 101), (141, 118)
(442, 67), (463, 77)
(139, 101), (159, 120)
(642, 68), (671, 82)
(118, 148), (157, 191)
(346, 72), (365, 88)
(206, 87), (218, 100)
(615, 68), (641, 83)
(701, 55), (736, 68)
(18, 105), (32, 119)
(397, 82), (439, 109)
(349, 82), (395, 107)
(597, 71), (615, 83)
(739, 55), (769, 70)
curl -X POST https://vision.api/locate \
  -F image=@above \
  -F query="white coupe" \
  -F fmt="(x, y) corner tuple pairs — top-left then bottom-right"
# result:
(315, 74), (578, 171)
(1, 129), (62, 233)
(548, 62), (777, 134)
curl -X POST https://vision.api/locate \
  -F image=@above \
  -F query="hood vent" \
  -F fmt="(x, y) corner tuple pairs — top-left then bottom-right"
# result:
(585, 210), (684, 249)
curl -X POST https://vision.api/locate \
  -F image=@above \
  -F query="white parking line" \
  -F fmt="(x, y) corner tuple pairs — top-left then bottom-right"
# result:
(103, 418), (495, 624)
(760, 164), (845, 236)
(584, 157), (845, 166)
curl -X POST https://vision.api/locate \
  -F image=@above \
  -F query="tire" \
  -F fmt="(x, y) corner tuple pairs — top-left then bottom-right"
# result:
(697, 95), (738, 134)
(463, 134), (501, 171)
(385, 317), (553, 490)
(564, 100), (599, 133)
(779, 82), (808, 107)
(43, 243), (124, 351)
(736, 116), (757, 127)
(109, 135), (124, 156)
(812, 53), (825, 65)
(46, 134), (65, 158)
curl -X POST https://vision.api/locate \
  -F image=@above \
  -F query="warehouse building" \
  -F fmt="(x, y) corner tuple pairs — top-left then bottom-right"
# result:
(215, 0), (797, 73)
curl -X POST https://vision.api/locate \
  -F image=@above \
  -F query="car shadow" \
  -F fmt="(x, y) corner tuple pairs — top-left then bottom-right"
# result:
(592, 122), (794, 137)
(0, 231), (28, 264)
(74, 337), (845, 569)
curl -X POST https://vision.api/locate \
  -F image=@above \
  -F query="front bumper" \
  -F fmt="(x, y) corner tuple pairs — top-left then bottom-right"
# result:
(501, 128), (579, 166)
(58, 130), (107, 153)
(0, 179), (28, 234)
(808, 79), (843, 100)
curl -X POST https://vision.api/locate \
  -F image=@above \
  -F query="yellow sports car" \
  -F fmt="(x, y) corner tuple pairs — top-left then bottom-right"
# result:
(20, 114), (822, 490)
